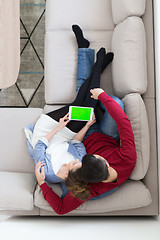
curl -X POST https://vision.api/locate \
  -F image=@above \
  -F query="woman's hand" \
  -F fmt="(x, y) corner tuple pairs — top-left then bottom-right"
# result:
(86, 112), (96, 127)
(35, 161), (46, 186)
(44, 113), (70, 142)
(58, 113), (70, 130)
(90, 88), (104, 100)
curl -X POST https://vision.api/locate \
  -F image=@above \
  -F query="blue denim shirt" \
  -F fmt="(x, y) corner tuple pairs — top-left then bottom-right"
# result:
(24, 123), (87, 184)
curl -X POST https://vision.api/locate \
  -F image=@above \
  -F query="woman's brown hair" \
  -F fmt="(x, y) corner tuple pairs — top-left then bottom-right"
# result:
(65, 167), (90, 201)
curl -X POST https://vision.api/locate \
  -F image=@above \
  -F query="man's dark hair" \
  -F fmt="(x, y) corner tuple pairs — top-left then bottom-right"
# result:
(82, 154), (109, 183)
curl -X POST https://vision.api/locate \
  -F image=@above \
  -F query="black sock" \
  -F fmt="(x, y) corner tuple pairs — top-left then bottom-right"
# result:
(96, 47), (106, 67)
(101, 52), (114, 73)
(72, 25), (90, 48)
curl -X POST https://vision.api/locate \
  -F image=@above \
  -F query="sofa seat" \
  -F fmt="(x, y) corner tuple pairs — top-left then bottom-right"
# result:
(34, 180), (152, 215)
(0, 108), (43, 173)
(0, 172), (36, 211)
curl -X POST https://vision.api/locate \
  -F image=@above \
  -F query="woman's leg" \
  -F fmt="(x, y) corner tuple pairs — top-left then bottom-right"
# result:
(47, 48), (106, 132)
(47, 26), (94, 127)
(47, 47), (95, 123)
(47, 25), (114, 133)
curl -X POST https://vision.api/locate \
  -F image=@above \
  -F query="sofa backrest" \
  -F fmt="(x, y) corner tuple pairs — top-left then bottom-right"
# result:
(44, 0), (115, 104)
(111, 16), (147, 99)
(111, 0), (146, 25)
(44, 0), (152, 180)
(110, 0), (150, 180)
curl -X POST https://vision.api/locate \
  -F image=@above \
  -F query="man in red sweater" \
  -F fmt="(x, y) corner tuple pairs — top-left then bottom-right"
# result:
(35, 88), (136, 215)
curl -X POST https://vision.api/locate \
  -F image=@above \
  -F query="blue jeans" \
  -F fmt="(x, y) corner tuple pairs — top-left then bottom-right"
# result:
(77, 48), (124, 142)
(76, 48), (95, 92)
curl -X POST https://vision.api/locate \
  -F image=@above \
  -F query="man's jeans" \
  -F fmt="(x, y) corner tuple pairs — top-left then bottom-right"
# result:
(77, 48), (124, 142)
(76, 48), (95, 92)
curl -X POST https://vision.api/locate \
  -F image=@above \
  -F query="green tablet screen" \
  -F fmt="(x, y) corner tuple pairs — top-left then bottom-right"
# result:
(71, 107), (92, 121)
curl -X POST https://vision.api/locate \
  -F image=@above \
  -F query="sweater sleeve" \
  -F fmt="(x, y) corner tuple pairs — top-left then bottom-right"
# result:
(40, 182), (86, 215)
(98, 92), (136, 159)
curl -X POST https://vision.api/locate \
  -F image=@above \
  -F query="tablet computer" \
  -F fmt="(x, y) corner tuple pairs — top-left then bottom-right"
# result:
(69, 106), (93, 121)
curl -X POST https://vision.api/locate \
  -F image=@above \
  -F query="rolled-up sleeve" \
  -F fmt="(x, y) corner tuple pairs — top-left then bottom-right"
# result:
(34, 138), (49, 164)
(68, 140), (86, 160)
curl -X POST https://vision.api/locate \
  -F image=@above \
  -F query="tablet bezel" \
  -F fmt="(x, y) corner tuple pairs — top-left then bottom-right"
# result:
(69, 106), (94, 121)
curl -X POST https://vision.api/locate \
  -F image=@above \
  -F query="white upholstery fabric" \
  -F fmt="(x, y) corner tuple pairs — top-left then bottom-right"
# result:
(0, 172), (36, 210)
(111, 0), (146, 25)
(45, 30), (113, 104)
(0, 108), (43, 173)
(111, 17), (147, 98)
(122, 93), (150, 180)
(46, 0), (114, 31)
(34, 180), (152, 214)
(34, 183), (62, 210)
(43, 105), (65, 114)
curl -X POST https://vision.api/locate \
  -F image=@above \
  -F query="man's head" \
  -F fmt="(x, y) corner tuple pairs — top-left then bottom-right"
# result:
(64, 154), (110, 200)
(81, 154), (109, 183)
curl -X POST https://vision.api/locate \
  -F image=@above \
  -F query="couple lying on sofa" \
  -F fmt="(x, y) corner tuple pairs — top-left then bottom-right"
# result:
(25, 25), (136, 215)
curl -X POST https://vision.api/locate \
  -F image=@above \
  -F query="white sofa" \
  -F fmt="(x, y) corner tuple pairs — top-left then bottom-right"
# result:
(0, 0), (159, 216)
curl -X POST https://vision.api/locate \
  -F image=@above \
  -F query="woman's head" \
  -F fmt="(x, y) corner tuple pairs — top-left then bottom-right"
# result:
(82, 154), (109, 183)
(65, 167), (90, 201)
(67, 159), (82, 172)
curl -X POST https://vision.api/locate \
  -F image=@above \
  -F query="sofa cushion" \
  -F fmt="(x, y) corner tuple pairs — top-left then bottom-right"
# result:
(45, 30), (113, 104)
(0, 108), (43, 173)
(43, 105), (66, 114)
(111, 0), (146, 25)
(46, 0), (114, 31)
(111, 17), (147, 99)
(34, 183), (62, 209)
(122, 93), (150, 180)
(0, 172), (36, 211)
(34, 180), (151, 214)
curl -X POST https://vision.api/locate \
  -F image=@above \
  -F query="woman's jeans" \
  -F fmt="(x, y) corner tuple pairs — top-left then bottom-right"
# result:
(77, 48), (124, 142)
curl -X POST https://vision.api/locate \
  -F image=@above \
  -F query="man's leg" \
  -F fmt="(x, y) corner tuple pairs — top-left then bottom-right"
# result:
(76, 48), (95, 92)
(72, 48), (106, 108)
(98, 96), (124, 141)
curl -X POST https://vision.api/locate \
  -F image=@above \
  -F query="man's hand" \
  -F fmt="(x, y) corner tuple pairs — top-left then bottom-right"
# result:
(35, 161), (46, 186)
(90, 88), (104, 100)
(58, 113), (70, 130)
(86, 112), (96, 127)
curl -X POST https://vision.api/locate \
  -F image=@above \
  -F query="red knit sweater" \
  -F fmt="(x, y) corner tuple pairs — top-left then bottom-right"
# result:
(40, 92), (136, 215)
